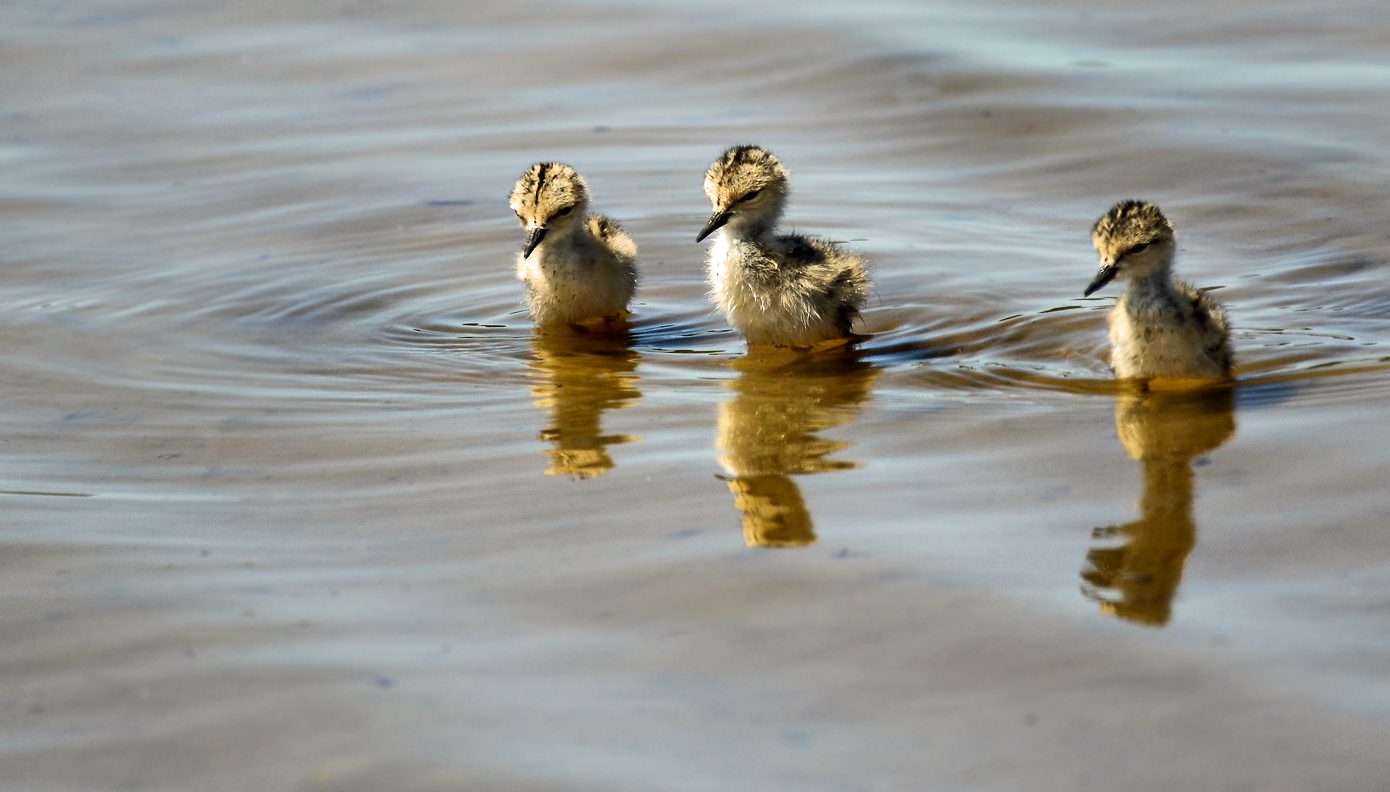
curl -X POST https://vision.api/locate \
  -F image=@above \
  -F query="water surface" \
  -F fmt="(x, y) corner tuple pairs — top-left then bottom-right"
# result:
(4, 0), (1390, 789)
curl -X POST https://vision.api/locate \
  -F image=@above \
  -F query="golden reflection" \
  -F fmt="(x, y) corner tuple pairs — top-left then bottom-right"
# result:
(1081, 387), (1235, 626)
(716, 350), (878, 547)
(527, 331), (640, 480)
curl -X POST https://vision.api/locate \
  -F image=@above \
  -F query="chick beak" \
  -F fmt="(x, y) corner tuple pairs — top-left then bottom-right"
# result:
(521, 226), (548, 259)
(696, 210), (731, 243)
(1083, 264), (1119, 297)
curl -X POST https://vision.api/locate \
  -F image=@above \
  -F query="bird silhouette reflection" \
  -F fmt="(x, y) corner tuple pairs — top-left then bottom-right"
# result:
(1081, 386), (1235, 626)
(526, 331), (640, 480)
(716, 350), (878, 547)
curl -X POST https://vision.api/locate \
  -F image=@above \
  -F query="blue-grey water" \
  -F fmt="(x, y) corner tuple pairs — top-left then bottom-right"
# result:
(4, 0), (1390, 789)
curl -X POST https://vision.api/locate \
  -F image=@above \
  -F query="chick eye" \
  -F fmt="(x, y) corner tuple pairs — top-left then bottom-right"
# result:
(742, 189), (762, 202)
(554, 206), (574, 218)
(1125, 241), (1151, 257)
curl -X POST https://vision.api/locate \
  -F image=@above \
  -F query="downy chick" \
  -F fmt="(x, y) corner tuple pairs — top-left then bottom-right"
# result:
(1085, 200), (1231, 382)
(510, 162), (637, 328)
(696, 145), (870, 347)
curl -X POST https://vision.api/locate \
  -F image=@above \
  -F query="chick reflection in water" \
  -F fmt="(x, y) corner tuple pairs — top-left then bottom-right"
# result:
(1081, 387), (1235, 626)
(527, 332), (640, 480)
(716, 351), (878, 547)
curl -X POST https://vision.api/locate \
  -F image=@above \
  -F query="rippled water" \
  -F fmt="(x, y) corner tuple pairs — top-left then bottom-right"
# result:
(5, 0), (1390, 789)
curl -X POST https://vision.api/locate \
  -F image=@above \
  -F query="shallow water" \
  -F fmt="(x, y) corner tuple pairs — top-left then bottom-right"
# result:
(4, 0), (1390, 789)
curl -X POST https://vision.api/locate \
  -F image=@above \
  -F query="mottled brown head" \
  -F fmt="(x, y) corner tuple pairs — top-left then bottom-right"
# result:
(1085, 200), (1177, 296)
(509, 163), (590, 258)
(696, 145), (790, 242)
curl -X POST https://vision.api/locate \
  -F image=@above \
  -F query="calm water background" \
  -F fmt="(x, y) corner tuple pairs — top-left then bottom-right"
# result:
(4, 0), (1390, 789)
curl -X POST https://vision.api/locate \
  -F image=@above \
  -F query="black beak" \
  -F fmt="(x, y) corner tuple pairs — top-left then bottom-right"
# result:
(1083, 265), (1118, 297)
(521, 226), (547, 259)
(696, 210), (731, 243)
